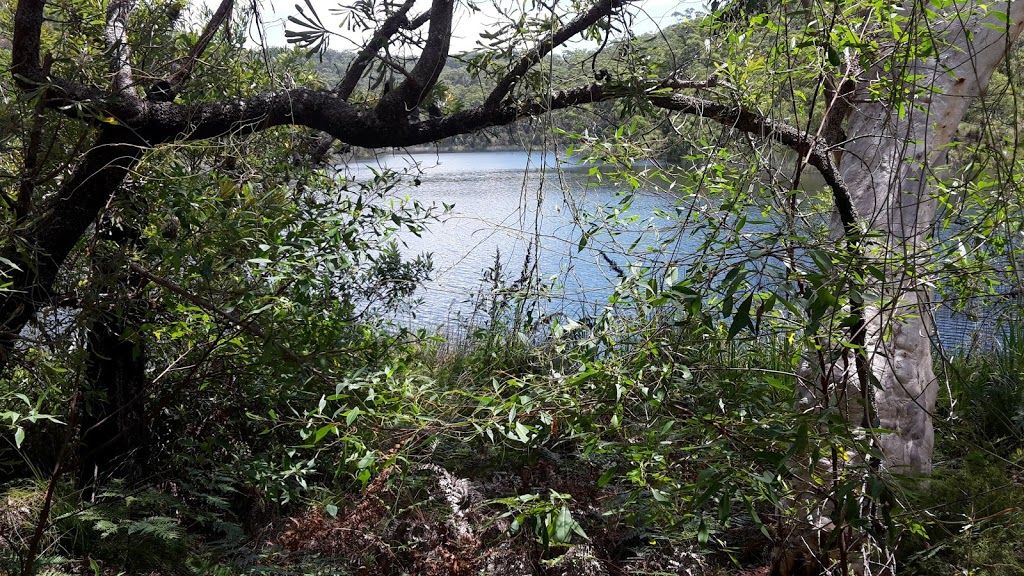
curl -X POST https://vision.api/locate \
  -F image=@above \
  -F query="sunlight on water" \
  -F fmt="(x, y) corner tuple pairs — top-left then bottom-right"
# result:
(339, 150), (994, 350)
(340, 150), (711, 329)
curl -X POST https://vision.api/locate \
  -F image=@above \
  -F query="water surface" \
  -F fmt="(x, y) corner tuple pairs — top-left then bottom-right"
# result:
(344, 151), (726, 328)
(343, 150), (1002, 351)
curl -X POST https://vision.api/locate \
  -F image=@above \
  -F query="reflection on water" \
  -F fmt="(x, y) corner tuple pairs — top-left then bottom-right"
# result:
(341, 151), (1000, 350)
(342, 150), (725, 328)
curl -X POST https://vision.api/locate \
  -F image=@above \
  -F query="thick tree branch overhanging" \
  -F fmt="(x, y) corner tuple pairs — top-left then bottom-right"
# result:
(336, 0), (419, 100)
(156, 0), (235, 101)
(376, 0), (454, 117)
(483, 0), (630, 110)
(317, 0), (620, 159)
(649, 93), (856, 228)
(311, 0), (427, 160)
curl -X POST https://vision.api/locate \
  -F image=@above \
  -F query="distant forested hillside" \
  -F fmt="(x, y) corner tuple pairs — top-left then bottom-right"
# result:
(271, 12), (710, 154)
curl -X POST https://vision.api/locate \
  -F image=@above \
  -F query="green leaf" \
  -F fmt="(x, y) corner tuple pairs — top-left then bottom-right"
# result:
(728, 294), (753, 339)
(346, 407), (360, 425)
(13, 427), (24, 449)
(826, 44), (842, 66)
(552, 506), (575, 543)
(597, 467), (616, 488)
(514, 421), (532, 443)
(718, 491), (733, 524)
(313, 424), (334, 444)
(697, 518), (709, 544)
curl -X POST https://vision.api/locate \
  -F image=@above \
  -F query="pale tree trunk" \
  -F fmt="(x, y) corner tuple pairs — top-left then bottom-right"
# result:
(840, 0), (1024, 476)
(777, 2), (1024, 573)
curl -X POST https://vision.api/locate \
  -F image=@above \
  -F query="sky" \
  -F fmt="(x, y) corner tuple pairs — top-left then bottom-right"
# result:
(217, 0), (701, 53)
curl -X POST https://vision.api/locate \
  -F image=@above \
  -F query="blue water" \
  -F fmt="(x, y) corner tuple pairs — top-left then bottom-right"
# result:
(341, 150), (1007, 350)
(341, 150), (782, 329)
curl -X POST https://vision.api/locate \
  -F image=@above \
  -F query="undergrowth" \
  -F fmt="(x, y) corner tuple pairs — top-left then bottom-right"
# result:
(901, 331), (1024, 576)
(3, 304), (1024, 575)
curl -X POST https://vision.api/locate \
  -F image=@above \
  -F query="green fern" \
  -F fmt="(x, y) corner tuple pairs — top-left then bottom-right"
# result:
(124, 515), (185, 540)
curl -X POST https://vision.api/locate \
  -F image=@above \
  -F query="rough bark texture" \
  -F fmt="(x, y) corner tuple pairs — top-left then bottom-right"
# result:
(376, 0), (454, 117)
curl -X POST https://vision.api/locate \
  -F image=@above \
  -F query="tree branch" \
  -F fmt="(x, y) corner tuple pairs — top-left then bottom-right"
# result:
(10, 0), (44, 85)
(483, 0), (628, 110)
(336, 0), (419, 101)
(16, 55), (52, 223)
(307, 1), (432, 163)
(20, 387), (81, 576)
(129, 263), (268, 341)
(11, 0), (144, 121)
(154, 0), (234, 101)
(9, 75), (854, 210)
(405, 9), (432, 31)
(105, 0), (137, 98)
(649, 92), (857, 229)
(376, 0), (454, 117)
(128, 264), (336, 372)
(659, 76), (719, 90)
(136, 85), (597, 146)
(0, 128), (145, 367)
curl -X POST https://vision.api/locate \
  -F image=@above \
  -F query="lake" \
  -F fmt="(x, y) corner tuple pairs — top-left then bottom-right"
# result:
(342, 150), (1008, 352)
(343, 150), (761, 328)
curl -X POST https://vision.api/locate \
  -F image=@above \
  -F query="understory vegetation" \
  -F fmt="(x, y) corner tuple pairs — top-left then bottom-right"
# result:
(1, 285), (1023, 575)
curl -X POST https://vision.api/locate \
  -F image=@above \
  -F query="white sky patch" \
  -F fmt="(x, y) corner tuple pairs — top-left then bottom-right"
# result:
(202, 0), (701, 53)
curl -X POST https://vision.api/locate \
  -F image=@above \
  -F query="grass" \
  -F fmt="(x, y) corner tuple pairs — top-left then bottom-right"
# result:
(900, 325), (1024, 576)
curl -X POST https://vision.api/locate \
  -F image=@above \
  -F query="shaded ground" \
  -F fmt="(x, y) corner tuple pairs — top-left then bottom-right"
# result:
(265, 450), (774, 575)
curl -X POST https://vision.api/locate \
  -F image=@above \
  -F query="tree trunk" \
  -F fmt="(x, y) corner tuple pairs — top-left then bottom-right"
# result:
(839, 0), (1024, 476)
(79, 300), (148, 495)
(0, 128), (144, 368)
(79, 211), (150, 497)
(776, 3), (1024, 574)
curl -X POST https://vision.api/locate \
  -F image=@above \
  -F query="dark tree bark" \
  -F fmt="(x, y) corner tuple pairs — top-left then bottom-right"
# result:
(79, 297), (148, 495)
(0, 128), (145, 367)
(77, 199), (151, 497)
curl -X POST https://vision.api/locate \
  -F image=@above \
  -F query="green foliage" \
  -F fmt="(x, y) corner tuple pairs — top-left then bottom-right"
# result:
(948, 327), (1024, 444)
(3, 0), (1024, 572)
(0, 392), (60, 450)
(904, 453), (1024, 576)
(897, 327), (1024, 576)
(493, 491), (588, 548)
(0, 478), (249, 576)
